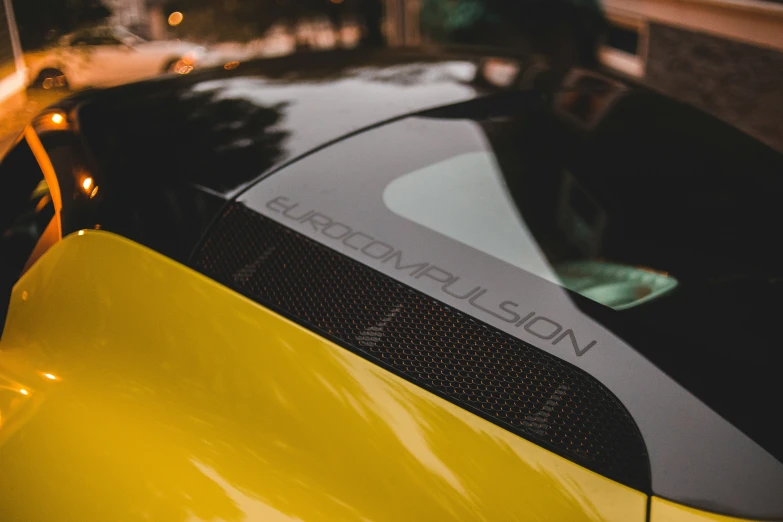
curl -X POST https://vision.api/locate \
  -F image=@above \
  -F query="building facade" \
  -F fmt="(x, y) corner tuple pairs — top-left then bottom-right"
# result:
(387, 0), (783, 152)
(599, 0), (783, 151)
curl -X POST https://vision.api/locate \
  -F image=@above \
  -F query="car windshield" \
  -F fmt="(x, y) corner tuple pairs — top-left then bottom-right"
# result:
(240, 90), (783, 467)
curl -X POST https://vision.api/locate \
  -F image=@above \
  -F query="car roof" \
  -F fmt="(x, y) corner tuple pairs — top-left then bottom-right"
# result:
(43, 49), (502, 261)
(71, 48), (495, 193)
(51, 47), (780, 262)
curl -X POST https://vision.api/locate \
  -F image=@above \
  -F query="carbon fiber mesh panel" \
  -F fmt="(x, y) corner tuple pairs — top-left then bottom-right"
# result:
(192, 203), (650, 489)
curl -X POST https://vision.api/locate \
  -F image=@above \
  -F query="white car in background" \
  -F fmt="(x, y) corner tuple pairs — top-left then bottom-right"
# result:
(25, 27), (207, 90)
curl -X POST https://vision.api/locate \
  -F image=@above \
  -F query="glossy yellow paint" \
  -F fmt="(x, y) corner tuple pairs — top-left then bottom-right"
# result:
(651, 498), (770, 522)
(0, 231), (647, 521)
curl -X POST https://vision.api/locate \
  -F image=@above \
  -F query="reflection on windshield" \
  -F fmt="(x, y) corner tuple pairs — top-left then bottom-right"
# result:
(383, 146), (678, 310)
(384, 151), (560, 284)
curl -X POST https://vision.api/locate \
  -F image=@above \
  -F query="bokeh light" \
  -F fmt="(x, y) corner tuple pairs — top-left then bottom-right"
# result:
(168, 12), (184, 27)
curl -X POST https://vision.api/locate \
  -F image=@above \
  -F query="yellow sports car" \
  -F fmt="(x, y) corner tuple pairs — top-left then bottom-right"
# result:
(1, 50), (782, 521)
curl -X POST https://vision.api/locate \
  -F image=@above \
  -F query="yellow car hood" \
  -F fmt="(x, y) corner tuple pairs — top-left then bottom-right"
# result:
(0, 230), (653, 521)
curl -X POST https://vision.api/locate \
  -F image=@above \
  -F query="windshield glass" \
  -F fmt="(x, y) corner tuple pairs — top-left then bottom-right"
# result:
(241, 89), (783, 468)
(245, 86), (783, 316)
(382, 149), (679, 310)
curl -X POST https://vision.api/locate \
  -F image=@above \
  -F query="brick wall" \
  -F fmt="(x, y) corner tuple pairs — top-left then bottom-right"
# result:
(645, 23), (783, 152)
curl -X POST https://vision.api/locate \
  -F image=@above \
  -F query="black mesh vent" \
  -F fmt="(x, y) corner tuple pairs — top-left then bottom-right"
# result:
(192, 203), (650, 490)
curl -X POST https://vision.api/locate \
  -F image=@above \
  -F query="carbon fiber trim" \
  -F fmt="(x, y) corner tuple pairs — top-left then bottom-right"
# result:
(192, 203), (650, 490)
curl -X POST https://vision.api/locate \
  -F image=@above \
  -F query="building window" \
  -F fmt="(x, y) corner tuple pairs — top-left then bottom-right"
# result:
(599, 12), (648, 78)
(607, 22), (640, 55)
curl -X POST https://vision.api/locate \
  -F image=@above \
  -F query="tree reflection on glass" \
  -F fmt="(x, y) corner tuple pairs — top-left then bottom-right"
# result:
(76, 81), (288, 259)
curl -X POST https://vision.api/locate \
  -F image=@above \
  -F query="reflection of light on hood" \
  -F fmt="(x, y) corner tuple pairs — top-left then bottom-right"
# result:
(340, 353), (469, 497)
(506, 438), (606, 521)
(191, 460), (302, 521)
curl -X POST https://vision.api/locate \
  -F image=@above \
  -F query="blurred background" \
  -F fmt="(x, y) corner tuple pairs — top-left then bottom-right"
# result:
(0, 0), (781, 154)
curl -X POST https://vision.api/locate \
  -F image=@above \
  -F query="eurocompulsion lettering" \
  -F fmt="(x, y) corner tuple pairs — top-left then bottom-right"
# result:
(266, 195), (596, 356)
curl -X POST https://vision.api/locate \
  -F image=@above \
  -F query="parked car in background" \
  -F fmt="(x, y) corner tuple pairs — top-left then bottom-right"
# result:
(24, 26), (207, 90)
(203, 21), (364, 67)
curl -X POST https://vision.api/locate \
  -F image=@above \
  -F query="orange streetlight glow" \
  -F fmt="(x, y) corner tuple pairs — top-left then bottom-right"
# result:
(51, 113), (64, 124)
(82, 177), (93, 191)
(168, 11), (184, 26)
